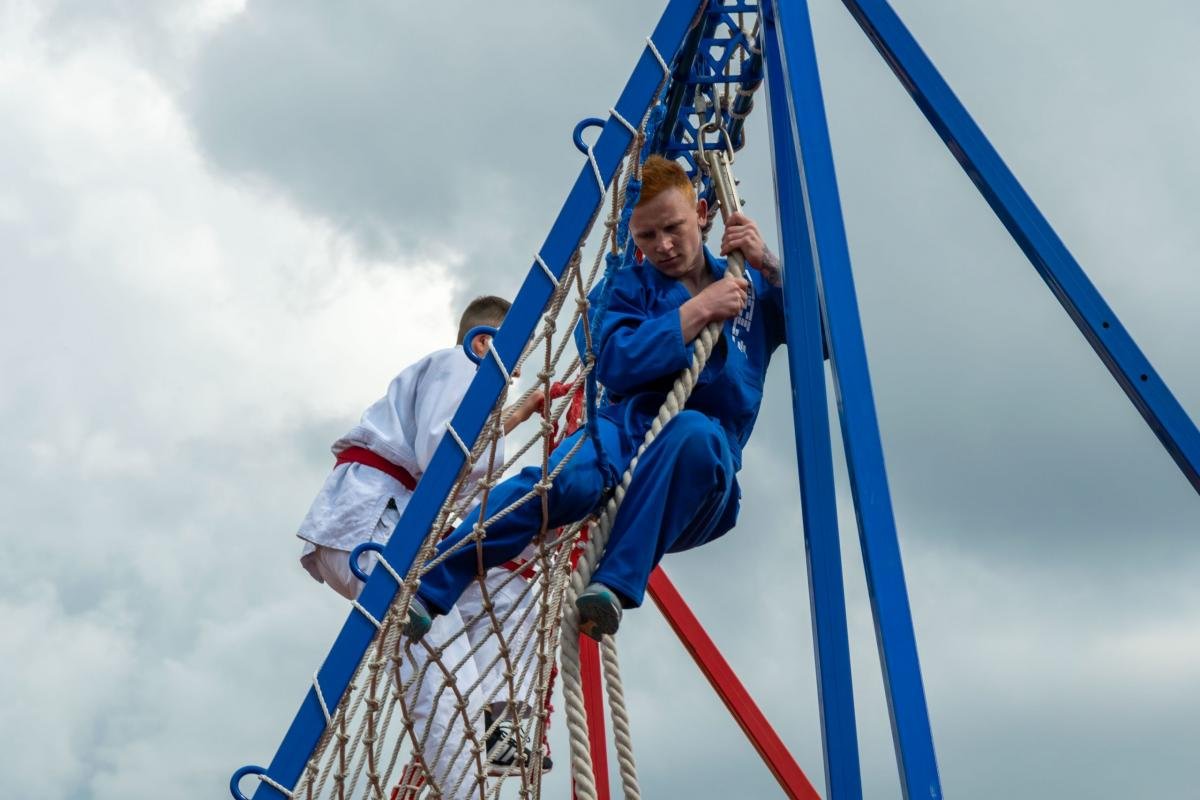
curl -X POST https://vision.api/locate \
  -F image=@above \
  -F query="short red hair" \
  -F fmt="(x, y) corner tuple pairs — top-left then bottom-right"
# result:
(638, 155), (695, 206)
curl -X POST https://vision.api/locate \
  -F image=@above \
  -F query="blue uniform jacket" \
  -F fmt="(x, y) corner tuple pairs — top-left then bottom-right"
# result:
(586, 248), (787, 472)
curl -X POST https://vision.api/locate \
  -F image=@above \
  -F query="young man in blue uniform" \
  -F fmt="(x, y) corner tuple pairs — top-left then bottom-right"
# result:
(408, 155), (787, 640)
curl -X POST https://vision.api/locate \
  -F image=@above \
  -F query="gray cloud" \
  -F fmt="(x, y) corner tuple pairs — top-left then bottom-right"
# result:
(3, 1), (1198, 798)
(184, 0), (666, 303)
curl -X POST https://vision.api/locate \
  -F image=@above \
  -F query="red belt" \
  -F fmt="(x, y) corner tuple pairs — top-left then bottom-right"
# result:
(501, 559), (538, 581)
(337, 447), (535, 581)
(335, 446), (417, 491)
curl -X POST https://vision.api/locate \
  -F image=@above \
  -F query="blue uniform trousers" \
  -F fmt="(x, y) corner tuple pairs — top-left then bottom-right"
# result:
(417, 409), (739, 612)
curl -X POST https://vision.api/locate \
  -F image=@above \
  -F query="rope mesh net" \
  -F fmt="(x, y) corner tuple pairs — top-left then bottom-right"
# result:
(285, 109), (652, 800)
(269, 9), (764, 799)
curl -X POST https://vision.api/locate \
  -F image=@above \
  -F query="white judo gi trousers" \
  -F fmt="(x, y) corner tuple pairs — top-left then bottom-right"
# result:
(304, 502), (483, 800)
(297, 346), (541, 793)
(458, 564), (540, 718)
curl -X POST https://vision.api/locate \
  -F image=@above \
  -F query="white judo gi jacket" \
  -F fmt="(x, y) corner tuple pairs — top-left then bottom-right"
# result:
(298, 346), (499, 557)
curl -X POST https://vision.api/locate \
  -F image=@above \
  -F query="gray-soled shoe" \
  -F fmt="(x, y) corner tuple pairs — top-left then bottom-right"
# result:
(576, 582), (622, 641)
(402, 595), (433, 639)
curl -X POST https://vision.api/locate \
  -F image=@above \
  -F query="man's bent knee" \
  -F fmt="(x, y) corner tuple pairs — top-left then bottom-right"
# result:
(664, 410), (727, 464)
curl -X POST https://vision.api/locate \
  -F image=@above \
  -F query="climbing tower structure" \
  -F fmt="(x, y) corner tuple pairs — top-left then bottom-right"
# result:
(232, 2), (1200, 799)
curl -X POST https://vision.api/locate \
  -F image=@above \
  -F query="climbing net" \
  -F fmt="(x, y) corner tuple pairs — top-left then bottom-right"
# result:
(279, 94), (664, 800)
(245, 6), (765, 800)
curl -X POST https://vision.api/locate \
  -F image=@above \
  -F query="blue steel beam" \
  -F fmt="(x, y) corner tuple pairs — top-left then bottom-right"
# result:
(241, 1), (706, 796)
(655, 1), (764, 175)
(840, 0), (1200, 494)
(762, 9), (862, 798)
(766, 1), (942, 798)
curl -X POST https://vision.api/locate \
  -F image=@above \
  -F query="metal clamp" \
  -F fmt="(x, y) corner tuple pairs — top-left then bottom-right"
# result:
(697, 116), (736, 172)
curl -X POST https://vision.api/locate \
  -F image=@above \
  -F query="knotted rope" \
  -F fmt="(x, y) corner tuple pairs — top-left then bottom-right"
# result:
(558, 141), (749, 800)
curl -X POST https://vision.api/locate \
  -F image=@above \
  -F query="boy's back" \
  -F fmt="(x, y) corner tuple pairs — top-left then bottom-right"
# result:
(298, 345), (489, 561)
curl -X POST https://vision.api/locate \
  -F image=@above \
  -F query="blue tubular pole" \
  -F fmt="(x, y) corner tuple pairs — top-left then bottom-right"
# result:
(243, 2), (705, 796)
(840, 0), (1200, 494)
(766, 1), (942, 798)
(762, 10), (862, 800)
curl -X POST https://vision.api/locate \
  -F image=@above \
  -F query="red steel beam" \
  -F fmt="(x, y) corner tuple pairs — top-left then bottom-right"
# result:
(647, 567), (821, 800)
(576, 635), (611, 800)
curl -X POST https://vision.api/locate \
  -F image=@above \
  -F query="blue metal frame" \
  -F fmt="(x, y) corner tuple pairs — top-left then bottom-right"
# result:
(839, 0), (1200, 494)
(239, 1), (706, 796)
(653, 2), (764, 184)
(766, 1), (942, 797)
(762, 7), (862, 797)
(240, 0), (1200, 796)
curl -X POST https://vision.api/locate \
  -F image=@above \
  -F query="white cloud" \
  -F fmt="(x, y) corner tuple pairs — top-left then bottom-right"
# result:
(2, 2), (1198, 799)
(0, 7), (459, 798)
(0, 585), (137, 798)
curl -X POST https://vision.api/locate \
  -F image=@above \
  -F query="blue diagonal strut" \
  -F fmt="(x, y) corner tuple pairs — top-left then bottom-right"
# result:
(840, 0), (1200, 494)
(233, 0), (1200, 797)
(763, 8), (863, 799)
(766, 0), (943, 797)
(240, 1), (707, 797)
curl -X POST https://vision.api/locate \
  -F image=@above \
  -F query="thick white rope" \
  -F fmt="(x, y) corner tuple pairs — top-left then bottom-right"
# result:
(601, 636), (640, 799)
(559, 146), (748, 800)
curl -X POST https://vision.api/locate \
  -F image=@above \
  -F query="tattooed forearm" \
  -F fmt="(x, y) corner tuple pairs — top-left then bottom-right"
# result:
(759, 247), (783, 287)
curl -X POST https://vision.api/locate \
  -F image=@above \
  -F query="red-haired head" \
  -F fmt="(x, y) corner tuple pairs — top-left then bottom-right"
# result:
(631, 155), (708, 282)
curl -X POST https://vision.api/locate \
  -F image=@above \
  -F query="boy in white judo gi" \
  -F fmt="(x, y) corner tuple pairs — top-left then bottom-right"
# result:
(296, 295), (549, 797)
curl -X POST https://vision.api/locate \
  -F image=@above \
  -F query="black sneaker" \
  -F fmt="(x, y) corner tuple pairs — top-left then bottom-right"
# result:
(485, 713), (553, 776)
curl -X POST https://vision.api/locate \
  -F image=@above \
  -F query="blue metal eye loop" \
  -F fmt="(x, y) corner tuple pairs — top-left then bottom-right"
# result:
(348, 541), (386, 582)
(229, 765), (269, 800)
(461, 324), (498, 365)
(572, 117), (607, 155)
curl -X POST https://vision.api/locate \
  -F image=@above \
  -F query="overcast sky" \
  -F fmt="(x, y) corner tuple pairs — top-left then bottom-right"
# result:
(2, 1), (1197, 798)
